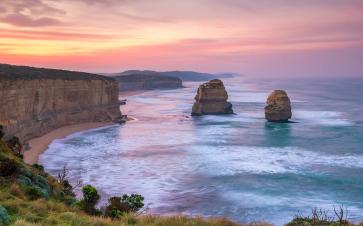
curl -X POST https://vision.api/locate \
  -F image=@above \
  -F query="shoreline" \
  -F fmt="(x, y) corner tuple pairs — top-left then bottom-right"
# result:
(23, 90), (145, 165)
(24, 122), (115, 165)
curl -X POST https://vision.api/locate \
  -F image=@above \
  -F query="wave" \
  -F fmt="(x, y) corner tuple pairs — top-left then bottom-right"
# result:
(293, 110), (353, 126)
(189, 145), (363, 175)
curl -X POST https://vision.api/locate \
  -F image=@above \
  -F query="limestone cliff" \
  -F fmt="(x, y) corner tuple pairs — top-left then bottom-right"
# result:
(264, 90), (292, 122)
(191, 79), (233, 116)
(0, 64), (121, 141)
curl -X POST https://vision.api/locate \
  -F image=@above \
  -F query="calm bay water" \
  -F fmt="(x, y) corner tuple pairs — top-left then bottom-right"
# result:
(39, 77), (363, 225)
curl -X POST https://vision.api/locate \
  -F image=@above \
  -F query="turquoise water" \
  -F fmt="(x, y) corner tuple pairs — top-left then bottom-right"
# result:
(39, 77), (363, 225)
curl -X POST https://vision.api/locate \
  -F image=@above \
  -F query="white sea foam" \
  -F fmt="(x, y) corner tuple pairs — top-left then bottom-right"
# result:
(189, 145), (363, 175)
(293, 110), (353, 126)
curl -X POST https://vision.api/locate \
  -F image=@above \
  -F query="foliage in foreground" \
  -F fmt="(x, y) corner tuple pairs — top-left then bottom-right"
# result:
(0, 133), (246, 226)
(286, 207), (357, 226)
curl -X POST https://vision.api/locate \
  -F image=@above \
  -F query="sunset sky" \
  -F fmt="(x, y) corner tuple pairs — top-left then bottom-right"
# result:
(0, 0), (362, 77)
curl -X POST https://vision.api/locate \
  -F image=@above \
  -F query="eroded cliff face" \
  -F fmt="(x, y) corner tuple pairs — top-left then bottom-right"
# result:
(264, 90), (292, 122)
(0, 64), (121, 141)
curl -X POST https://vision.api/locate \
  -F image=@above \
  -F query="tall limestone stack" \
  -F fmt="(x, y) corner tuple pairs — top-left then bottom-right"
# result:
(264, 90), (292, 122)
(191, 79), (233, 116)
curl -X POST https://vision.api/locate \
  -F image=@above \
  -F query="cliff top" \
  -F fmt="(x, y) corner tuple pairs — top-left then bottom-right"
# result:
(0, 63), (114, 81)
(200, 79), (225, 89)
(108, 70), (236, 81)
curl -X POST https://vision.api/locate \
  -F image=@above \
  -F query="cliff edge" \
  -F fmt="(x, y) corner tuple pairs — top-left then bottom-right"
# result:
(0, 64), (121, 141)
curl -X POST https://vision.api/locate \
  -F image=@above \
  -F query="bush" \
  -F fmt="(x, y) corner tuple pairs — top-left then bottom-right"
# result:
(82, 185), (100, 204)
(17, 172), (50, 199)
(0, 159), (19, 177)
(25, 186), (44, 200)
(0, 125), (4, 140)
(32, 164), (44, 172)
(104, 196), (131, 218)
(121, 194), (144, 212)
(104, 194), (144, 218)
(286, 206), (350, 226)
(6, 136), (23, 157)
(62, 180), (76, 197)
(33, 175), (50, 198)
(80, 185), (100, 215)
(0, 205), (10, 225)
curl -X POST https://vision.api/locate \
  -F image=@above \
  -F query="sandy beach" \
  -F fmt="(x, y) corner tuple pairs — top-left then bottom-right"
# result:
(23, 90), (145, 165)
(24, 122), (115, 165)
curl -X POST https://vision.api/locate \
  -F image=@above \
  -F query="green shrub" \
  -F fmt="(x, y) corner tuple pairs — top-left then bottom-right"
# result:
(104, 194), (144, 218)
(6, 136), (23, 157)
(17, 171), (50, 200)
(105, 197), (130, 218)
(31, 164), (44, 172)
(25, 186), (44, 200)
(0, 205), (10, 225)
(62, 180), (76, 197)
(33, 175), (50, 198)
(121, 194), (144, 212)
(80, 185), (100, 215)
(82, 185), (100, 204)
(0, 159), (19, 177)
(286, 207), (350, 226)
(17, 175), (32, 186)
(0, 125), (4, 140)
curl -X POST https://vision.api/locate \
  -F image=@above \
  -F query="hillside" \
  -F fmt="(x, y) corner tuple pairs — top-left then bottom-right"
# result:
(112, 73), (183, 92)
(109, 70), (236, 82)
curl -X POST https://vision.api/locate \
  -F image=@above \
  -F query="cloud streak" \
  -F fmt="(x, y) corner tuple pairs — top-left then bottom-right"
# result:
(1, 14), (63, 27)
(0, 0), (362, 77)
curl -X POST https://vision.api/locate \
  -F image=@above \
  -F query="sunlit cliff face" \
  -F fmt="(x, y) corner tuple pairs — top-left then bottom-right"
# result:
(0, 0), (362, 77)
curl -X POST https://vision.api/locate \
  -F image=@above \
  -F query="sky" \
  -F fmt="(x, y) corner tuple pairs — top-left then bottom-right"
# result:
(0, 0), (362, 77)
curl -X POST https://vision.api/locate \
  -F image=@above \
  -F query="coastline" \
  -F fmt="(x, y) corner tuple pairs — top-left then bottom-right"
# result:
(24, 122), (115, 165)
(23, 90), (145, 165)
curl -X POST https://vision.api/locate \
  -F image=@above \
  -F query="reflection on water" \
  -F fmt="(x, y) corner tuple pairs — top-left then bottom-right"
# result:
(40, 77), (363, 225)
(263, 122), (292, 147)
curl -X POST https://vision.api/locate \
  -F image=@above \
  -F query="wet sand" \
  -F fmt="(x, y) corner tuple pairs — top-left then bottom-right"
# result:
(24, 122), (115, 164)
(23, 90), (146, 165)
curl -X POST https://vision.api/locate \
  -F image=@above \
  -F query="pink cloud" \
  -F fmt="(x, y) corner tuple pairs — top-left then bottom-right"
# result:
(1, 13), (63, 27)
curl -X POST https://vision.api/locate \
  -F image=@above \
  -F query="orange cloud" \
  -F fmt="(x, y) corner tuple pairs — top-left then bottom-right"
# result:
(0, 0), (362, 77)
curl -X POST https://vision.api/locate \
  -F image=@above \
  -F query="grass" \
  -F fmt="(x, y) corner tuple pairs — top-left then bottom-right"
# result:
(0, 138), (252, 226)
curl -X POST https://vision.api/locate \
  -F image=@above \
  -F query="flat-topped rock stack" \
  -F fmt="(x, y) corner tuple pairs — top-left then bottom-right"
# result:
(191, 79), (233, 116)
(264, 90), (292, 122)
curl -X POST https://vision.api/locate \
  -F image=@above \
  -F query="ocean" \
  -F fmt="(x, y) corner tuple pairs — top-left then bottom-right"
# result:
(39, 76), (363, 225)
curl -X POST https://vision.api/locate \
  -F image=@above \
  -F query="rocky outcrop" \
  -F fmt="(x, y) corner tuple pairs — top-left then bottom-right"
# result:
(264, 90), (292, 122)
(0, 64), (121, 141)
(191, 79), (233, 116)
(112, 73), (182, 91)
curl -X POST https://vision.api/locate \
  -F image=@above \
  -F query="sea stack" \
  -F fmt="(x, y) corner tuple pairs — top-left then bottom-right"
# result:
(191, 79), (233, 116)
(264, 90), (292, 122)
